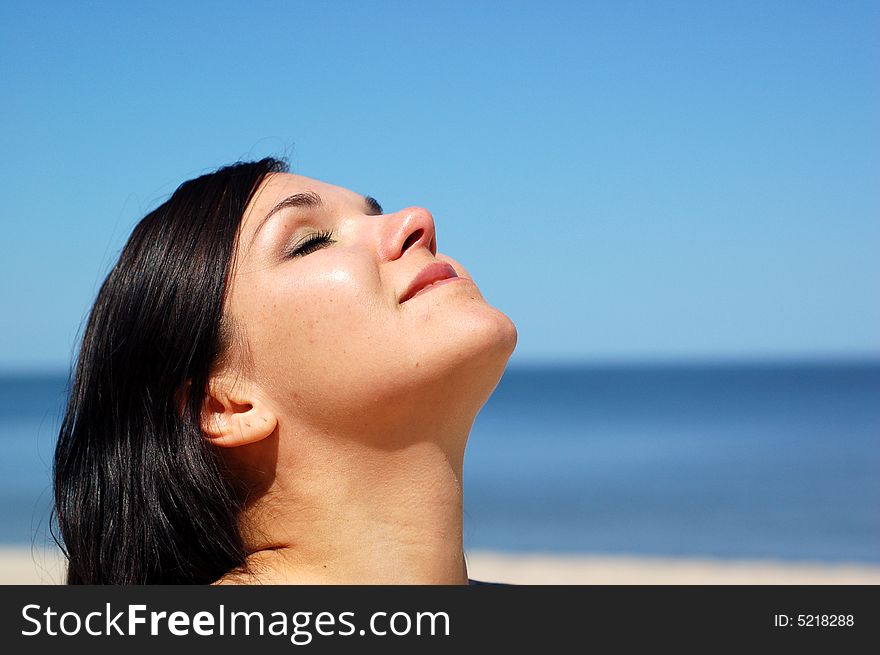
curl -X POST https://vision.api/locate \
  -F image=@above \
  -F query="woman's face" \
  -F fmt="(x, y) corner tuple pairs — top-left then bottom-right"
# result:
(223, 172), (517, 439)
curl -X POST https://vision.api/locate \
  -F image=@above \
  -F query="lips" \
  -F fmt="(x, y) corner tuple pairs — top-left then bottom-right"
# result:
(400, 262), (460, 303)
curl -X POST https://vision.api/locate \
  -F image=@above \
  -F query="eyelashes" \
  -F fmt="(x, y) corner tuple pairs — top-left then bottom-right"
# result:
(285, 229), (336, 258)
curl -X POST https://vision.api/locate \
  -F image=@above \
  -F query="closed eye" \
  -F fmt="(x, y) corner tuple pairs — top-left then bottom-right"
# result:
(285, 229), (336, 258)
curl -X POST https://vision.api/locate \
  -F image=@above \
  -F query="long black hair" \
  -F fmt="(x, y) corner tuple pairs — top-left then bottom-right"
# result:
(53, 157), (287, 584)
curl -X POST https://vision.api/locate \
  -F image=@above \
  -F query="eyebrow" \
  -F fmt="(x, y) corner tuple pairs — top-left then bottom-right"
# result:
(251, 192), (384, 246)
(252, 191), (322, 241)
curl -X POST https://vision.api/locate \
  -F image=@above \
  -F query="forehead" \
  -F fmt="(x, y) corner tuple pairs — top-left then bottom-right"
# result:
(241, 172), (363, 230)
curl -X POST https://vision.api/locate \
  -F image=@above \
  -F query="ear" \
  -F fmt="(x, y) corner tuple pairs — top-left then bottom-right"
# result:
(200, 376), (277, 448)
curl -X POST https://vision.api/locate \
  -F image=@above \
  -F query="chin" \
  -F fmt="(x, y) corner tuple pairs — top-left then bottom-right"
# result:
(465, 304), (517, 380)
(468, 303), (518, 363)
(413, 301), (517, 407)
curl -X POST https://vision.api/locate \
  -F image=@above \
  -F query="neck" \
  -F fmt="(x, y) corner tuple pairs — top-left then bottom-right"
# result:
(226, 435), (469, 585)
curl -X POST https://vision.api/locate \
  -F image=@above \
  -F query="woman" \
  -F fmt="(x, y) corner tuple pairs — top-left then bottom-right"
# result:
(53, 158), (517, 584)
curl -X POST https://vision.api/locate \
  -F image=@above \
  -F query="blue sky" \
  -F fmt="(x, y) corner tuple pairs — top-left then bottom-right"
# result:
(1, 1), (878, 371)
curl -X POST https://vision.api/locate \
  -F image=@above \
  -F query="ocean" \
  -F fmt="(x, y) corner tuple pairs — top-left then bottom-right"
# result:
(2, 362), (878, 563)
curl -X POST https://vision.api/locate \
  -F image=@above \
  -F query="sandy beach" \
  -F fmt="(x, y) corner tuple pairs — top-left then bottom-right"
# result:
(465, 551), (880, 585)
(2, 547), (879, 584)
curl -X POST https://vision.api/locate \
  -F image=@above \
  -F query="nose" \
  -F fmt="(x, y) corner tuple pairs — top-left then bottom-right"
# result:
(379, 206), (437, 260)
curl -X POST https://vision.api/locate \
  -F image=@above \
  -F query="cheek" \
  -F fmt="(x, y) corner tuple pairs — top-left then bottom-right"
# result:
(240, 262), (392, 386)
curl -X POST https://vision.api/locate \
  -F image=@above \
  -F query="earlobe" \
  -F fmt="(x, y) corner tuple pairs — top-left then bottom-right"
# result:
(200, 381), (277, 448)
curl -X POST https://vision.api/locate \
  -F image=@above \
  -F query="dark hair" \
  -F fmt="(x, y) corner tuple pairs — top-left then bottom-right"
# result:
(53, 157), (287, 584)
